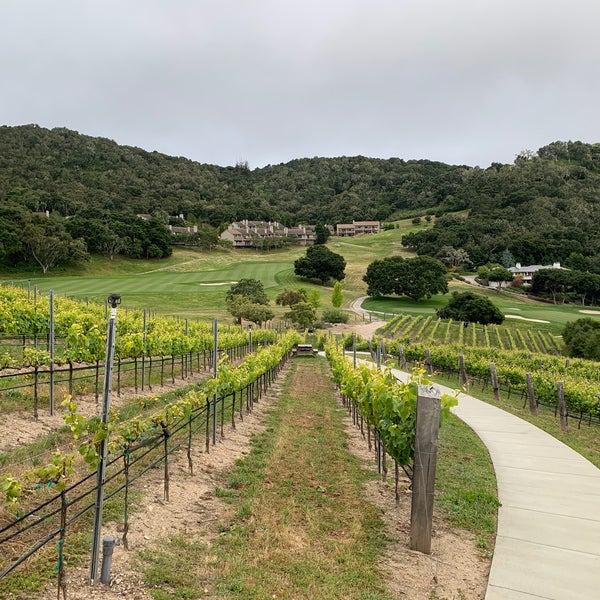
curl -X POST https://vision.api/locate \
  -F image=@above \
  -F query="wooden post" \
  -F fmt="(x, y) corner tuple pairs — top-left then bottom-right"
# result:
(410, 384), (441, 554)
(489, 362), (500, 401)
(526, 372), (537, 415)
(425, 348), (433, 375)
(459, 353), (468, 387)
(398, 344), (406, 369)
(557, 381), (568, 431)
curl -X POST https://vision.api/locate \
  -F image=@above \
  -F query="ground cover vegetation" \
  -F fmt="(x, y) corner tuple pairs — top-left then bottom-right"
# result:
(136, 359), (397, 600)
(0, 331), (301, 596)
(134, 358), (497, 599)
(3, 290), (500, 598)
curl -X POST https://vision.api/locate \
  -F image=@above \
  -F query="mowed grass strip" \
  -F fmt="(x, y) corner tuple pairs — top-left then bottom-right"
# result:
(138, 359), (395, 600)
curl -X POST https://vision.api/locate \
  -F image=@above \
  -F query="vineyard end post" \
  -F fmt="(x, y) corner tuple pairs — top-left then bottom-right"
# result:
(410, 384), (441, 555)
(90, 293), (120, 585)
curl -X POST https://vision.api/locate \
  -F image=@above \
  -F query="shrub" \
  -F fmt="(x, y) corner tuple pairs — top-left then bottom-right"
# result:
(322, 308), (349, 324)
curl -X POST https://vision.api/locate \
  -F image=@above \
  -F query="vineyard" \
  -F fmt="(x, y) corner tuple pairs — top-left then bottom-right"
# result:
(0, 315), (301, 592)
(325, 339), (457, 496)
(0, 285), (281, 419)
(379, 312), (562, 355)
(1, 284), (598, 595)
(383, 341), (600, 424)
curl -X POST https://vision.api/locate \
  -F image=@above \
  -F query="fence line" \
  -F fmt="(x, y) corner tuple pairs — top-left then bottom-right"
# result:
(0, 343), (254, 418)
(0, 353), (289, 585)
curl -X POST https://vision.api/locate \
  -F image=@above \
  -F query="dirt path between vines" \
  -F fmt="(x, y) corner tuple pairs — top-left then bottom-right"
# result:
(34, 356), (488, 600)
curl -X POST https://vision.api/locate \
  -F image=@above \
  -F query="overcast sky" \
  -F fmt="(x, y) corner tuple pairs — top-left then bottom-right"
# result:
(2, 1), (599, 169)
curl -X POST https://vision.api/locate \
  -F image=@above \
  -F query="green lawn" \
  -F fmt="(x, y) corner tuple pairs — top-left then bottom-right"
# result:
(0, 221), (421, 318)
(3, 218), (599, 332)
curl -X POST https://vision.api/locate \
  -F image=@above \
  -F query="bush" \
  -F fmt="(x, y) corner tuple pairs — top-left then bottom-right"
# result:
(437, 291), (504, 325)
(322, 308), (349, 324)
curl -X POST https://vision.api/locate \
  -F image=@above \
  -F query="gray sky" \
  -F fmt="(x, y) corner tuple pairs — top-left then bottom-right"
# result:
(2, 0), (599, 168)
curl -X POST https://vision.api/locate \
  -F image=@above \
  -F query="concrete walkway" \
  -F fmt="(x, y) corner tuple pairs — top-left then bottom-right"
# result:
(391, 368), (600, 600)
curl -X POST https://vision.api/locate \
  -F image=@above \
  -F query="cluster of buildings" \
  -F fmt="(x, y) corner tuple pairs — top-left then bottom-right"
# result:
(220, 220), (381, 248)
(335, 221), (381, 237)
(136, 214), (382, 247)
(220, 221), (319, 247)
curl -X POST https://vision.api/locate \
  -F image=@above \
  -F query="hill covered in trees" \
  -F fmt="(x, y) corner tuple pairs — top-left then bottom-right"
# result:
(402, 143), (600, 269)
(0, 124), (466, 227)
(1, 124), (599, 271)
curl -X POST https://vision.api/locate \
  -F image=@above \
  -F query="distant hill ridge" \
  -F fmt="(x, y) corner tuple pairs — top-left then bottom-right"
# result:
(1, 124), (599, 269)
(0, 123), (476, 225)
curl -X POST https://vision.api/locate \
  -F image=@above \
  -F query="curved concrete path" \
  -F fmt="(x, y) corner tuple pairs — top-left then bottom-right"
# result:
(390, 368), (600, 600)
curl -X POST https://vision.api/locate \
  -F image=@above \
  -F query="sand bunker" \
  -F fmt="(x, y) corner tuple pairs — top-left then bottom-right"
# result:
(579, 309), (600, 315)
(505, 314), (550, 323)
(197, 281), (238, 286)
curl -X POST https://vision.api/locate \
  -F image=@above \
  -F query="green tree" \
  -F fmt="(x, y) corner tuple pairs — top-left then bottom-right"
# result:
(331, 281), (343, 308)
(285, 302), (317, 329)
(322, 308), (349, 323)
(531, 269), (573, 304)
(437, 291), (505, 325)
(363, 256), (448, 301)
(500, 249), (516, 268)
(294, 245), (346, 284)
(24, 219), (89, 274)
(570, 271), (600, 306)
(562, 318), (600, 359)
(487, 266), (514, 291)
(564, 252), (591, 272)
(275, 288), (307, 309)
(226, 295), (274, 326)
(306, 289), (321, 308)
(314, 223), (330, 245)
(226, 279), (269, 305)
(436, 245), (470, 268)
(242, 303), (274, 327)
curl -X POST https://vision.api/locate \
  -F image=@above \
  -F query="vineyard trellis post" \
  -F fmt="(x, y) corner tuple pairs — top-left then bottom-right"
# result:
(557, 381), (568, 431)
(410, 384), (441, 554)
(489, 362), (500, 401)
(90, 293), (121, 584)
(49, 289), (55, 415)
(458, 353), (468, 387)
(212, 319), (218, 445)
(526, 372), (537, 415)
(141, 309), (147, 390)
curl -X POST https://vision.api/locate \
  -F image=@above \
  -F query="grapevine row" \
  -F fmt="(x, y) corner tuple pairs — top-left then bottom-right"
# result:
(393, 341), (600, 419)
(0, 285), (275, 368)
(380, 312), (560, 355)
(325, 339), (456, 469)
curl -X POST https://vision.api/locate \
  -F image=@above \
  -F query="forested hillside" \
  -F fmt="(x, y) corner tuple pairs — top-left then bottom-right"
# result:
(1, 124), (599, 271)
(0, 124), (464, 226)
(402, 143), (600, 268)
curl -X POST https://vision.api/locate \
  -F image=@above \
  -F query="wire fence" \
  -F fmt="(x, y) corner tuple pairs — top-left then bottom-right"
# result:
(0, 343), (253, 418)
(0, 353), (289, 588)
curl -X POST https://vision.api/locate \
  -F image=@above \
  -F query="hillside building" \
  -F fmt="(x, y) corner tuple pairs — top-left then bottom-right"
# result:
(220, 220), (318, 247)
(335, 220), (381, 237)
(508, 262), (565, 283)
